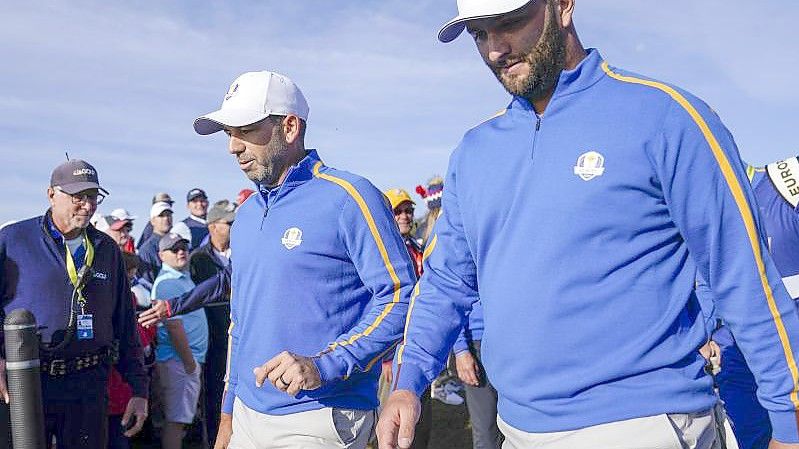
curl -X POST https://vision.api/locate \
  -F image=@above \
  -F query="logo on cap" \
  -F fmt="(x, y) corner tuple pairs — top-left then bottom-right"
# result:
(573, 151), (606, 181)
(225, 83), (239, 101)
(281, 227), (303, 250)
(73, 168), (96, 177)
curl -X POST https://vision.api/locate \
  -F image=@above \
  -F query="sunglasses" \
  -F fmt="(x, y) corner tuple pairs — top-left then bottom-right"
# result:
(167, 244), (189, 253)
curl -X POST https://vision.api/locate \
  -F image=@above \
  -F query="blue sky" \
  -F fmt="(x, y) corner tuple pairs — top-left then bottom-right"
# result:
(2, 1), (797, 230)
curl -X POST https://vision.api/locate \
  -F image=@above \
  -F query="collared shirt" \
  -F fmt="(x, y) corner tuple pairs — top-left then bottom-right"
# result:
(153, 264), (207, 363)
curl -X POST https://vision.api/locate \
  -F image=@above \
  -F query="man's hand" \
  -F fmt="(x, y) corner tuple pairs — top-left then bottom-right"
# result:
(0, 359), (9, 404)
(768, 440), (799, 449)
(137, 299), (171, 328)
(121, 396), (148, 437)
(455, 351), (480, 387)
(253, 351), (322, 396)
(213, 413), (233, 449)
(376, 390), (421, 449)
(699, 340), (721, 375)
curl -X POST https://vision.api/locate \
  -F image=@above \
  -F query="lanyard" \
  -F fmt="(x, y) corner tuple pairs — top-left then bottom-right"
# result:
(64, 232), (95, 313)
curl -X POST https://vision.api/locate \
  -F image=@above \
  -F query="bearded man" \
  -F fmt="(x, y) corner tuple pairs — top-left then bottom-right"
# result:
(377, 1), (799, 449)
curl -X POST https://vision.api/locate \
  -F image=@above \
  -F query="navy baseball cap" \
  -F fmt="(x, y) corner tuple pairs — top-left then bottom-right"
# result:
(50, 159), (109, 195)
(186, 188), (207, 202)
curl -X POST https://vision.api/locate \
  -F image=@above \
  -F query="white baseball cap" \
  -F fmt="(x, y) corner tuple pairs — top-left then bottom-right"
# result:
(150, 201), (173, 219)
(110, 208), (137, 221)
(169, 221), (193, 244)
(438, 0), (534, 43)
(194, 71), (310, 135)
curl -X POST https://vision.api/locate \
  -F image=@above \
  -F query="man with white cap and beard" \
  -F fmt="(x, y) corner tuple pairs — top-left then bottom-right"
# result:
(377, 1), (799, 449)
(193, 71), (415, 449)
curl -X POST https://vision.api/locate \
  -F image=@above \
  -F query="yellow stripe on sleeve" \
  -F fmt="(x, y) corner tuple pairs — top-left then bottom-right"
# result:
(602, 61), (799, 413)
(312, 162), (404, 350)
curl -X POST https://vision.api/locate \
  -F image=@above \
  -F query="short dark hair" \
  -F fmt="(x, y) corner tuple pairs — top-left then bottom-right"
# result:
(122, 252), (140, 272)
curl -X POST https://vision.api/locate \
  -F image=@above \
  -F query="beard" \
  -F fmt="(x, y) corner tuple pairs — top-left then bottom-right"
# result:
(245, 129), (290, 187)
(489, 0), (566, 104)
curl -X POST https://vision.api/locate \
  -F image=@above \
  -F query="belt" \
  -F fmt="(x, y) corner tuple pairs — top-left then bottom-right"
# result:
(41, 345), (119, 377)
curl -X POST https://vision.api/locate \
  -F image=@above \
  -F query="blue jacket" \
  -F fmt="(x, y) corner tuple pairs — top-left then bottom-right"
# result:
(223, 150), (415, 416)
(0, 211), (148, 397)
(393, 49), (799, 441)
(182, 216), (209, 250)
(750, 160), (799, 299)
(137, 233), (162, 285)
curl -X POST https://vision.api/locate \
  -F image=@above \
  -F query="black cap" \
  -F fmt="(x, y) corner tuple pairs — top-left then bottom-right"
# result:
(158, 232), (189, 252)
(50, 159), (108, 195)
(186, 188), (207, 202)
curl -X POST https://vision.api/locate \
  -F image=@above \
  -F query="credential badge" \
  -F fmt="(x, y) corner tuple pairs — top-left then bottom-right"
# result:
(574, 151), (606, 181)
(281, 227), (303, 250)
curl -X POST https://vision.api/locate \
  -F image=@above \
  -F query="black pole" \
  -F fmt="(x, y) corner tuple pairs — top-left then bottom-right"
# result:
(4, 309), (45, 449)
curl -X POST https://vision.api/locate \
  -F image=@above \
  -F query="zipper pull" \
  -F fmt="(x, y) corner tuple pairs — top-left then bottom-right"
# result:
(259, 206), (268, 230)
(535, 116), (541, 131)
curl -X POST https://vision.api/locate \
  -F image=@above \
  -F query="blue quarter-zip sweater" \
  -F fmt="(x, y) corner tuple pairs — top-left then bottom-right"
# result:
(394, 49), (799, 442)
(223, 150), (415, 415)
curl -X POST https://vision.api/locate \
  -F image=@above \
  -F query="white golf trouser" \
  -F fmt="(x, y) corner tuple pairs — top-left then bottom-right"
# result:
(498, 408), (722, 449)
(229, 397), (375, 449)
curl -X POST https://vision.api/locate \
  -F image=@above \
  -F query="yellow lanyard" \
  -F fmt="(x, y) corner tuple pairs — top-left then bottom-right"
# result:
(64, 232), (95, 310)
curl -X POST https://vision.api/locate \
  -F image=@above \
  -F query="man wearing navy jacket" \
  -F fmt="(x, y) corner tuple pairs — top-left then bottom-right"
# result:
(192, 71), (415, 449)
(0, 159), (148, 449)
(377, 1), (799, 448)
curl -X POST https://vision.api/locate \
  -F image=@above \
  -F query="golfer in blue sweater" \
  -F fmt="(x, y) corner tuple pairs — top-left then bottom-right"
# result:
(378, 1), (799, 448)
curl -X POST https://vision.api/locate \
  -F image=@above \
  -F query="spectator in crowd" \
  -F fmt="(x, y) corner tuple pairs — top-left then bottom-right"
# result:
(378, 1), (799, 448)
(188, 199), (235, 445)
(235, 188), (255, 206)
(152, 233), (208, 449)
(110, 209), (137, 253)
(138, 192), (174, 249)
(108, 252), (158, 449)
(383, 188), (431, 449)
(414, 176), (443, 246)
(454, 301), (502, 449)
(192, 70), (414, 449)
(138, 201), (173, 284)
(0, 159), (148, 448)
(183, 188), (209, 249)
(96, 215), (134, 254)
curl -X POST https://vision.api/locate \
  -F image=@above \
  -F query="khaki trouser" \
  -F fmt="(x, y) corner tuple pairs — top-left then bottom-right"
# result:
(498, 408), (722, 449)
(230, 397), (375, 449)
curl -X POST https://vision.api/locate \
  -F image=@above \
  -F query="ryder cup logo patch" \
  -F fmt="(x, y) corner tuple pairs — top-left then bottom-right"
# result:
(224, 83), (239, 101)
(281, 227), (303, 250)
(573, 151), (606, 181)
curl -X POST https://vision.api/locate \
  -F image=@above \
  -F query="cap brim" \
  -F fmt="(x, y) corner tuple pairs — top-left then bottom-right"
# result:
(193, 108), (269, 135)
(437, 0), (535, 43)
(58, 182), (109, 195)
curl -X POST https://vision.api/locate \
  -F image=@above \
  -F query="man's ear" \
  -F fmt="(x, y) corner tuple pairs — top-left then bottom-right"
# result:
(47, 187), (56, 207)
(282, 114), (302, 145)
(559, 0), (576, 29)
